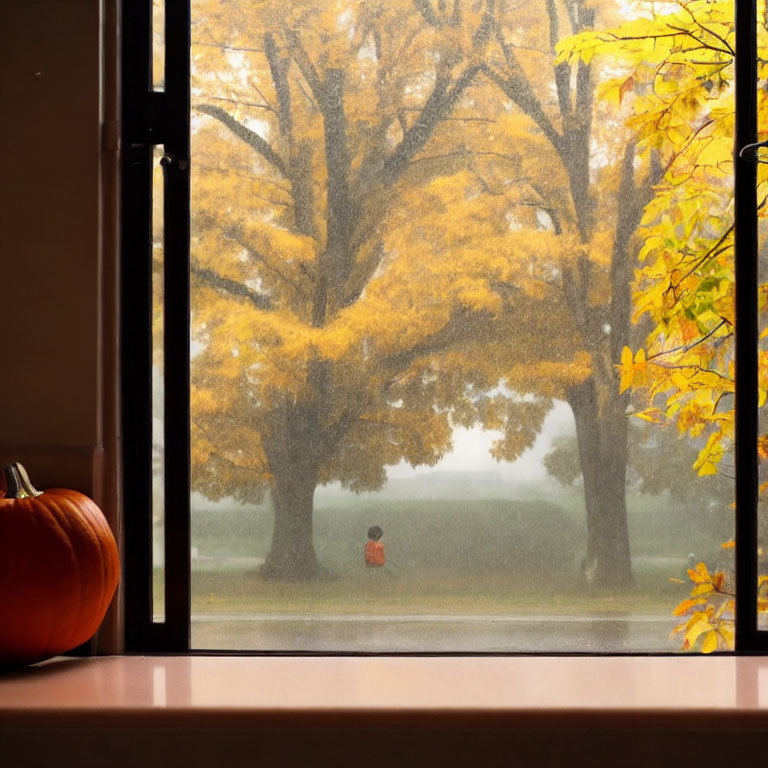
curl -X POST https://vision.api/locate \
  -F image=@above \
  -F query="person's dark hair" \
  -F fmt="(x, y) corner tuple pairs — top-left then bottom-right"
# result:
(367, 525), (383, 541)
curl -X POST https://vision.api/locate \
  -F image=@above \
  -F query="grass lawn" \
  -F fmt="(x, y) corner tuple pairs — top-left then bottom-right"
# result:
(151, 557), (691, 618)
(147, 493), (727, 622)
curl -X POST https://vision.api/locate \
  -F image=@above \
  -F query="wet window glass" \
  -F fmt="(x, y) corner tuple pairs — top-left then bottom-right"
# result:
(188, 0), (740, 652)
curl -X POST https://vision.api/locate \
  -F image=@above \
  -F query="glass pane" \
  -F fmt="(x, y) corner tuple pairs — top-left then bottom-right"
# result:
(189, 0), (735, 652)
(153, 0), (165, 91)
(152, 145), (166, 623)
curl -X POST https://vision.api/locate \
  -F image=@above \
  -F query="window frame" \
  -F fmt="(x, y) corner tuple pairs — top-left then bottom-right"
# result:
(121, 0), (768, 655)
(123, 0), (190, 652)
(734, 0), (763, 653)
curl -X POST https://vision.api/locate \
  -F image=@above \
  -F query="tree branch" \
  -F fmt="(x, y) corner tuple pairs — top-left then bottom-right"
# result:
(192, 40), (265, 54)
(480, 54), (563, 152)
(382, 307), (495, 373)
(383, 65), (482, 182)
(528, 180), (564, 235)
(202, 94), (277, 113)
(564, 0), (579, 33)
(679, 4), (735, 56)
(647, 320), (729, 362)
(452, 0), (461, 25)
(545, 0), (572, 117)
(282, 27), (325, 103)
(191, 263), (273, 310)
(314, 68), (360, 325)
(263, 33), (316, 237)
(196, 104), (287, 177)
(226, 233), (310, 299)
(413, 0), (442, 27)
(472, 0), (496, 49)
(340, 241), (385, 308)
(264, 32), (294, 141)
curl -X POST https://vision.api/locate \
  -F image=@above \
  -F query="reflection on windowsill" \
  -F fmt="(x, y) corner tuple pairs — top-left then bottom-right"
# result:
(2, 655), (768, 720)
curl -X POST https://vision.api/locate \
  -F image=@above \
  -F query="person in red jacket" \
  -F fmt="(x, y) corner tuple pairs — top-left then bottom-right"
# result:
(365, 525), (385, 567)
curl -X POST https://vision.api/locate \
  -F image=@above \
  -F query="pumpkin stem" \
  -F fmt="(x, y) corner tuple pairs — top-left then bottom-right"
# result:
(1, 463), (43, 499)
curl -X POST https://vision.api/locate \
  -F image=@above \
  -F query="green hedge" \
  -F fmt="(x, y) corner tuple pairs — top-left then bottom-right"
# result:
(192, 499), (580, 575)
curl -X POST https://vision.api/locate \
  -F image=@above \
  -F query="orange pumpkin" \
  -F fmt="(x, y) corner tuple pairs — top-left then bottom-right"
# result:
(0, 462), (120, 665)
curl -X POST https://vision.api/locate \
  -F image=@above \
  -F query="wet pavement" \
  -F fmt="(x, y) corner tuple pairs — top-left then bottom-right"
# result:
(191, 612), (680, 653)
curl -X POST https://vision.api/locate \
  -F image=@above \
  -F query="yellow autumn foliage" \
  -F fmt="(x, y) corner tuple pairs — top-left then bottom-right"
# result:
(185, 0), (699, 579)
(575, 0), (768, 647)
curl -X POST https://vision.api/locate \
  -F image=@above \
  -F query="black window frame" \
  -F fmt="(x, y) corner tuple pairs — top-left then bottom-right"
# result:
(123, 0), (190, 652)
(121, 0), (767, 654)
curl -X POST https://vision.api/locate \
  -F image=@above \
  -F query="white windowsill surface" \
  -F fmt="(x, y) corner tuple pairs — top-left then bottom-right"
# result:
(1, 655), (768, 724)
(3, 655), (768, 766)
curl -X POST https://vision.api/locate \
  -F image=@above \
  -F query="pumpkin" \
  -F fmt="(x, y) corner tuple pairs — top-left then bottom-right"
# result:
(0, 462), (120, 665)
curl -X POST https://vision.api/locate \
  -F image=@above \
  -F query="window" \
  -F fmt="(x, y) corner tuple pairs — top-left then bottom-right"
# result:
(123, 0), (767, 654)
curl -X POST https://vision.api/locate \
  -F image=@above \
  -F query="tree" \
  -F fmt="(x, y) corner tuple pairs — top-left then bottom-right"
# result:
(189, 0), (592, 579)
(544, 425), (732, 512)
(561, 0), (768, 647)
(462, 0), (668, 586)
(188, 0), (694, 586)
(561, 0), (741, 470)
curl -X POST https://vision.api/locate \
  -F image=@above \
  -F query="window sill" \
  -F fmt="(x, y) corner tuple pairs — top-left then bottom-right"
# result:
(2, 655), (768, 765)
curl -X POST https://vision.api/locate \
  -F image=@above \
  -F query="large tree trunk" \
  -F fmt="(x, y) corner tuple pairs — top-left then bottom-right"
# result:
(261, 399), (325, 581)
(568, 378), (632, 588)
(261, 463), (321, 580)
(562, 145), (657, 589)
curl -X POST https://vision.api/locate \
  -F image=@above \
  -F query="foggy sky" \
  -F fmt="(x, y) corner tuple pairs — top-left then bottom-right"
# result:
(385, 400), (575, 482)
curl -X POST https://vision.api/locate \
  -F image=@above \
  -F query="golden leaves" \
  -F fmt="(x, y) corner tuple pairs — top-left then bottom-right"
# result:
(673, 597), (707, 616)
(606, 10), (738, 474)
(692, 433), (724, 476)
(618, 346), (650, 393)
(188, 0), (756, 515)
(672, 560), (733, 653)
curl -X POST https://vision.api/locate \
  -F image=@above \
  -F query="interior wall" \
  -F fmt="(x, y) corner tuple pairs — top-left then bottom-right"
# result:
(0, 0), (100, 489)
(0, 0), (122, 651)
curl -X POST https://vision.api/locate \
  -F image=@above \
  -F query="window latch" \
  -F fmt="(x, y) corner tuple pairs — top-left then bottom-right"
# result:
(160, 152), (188, 172)
(738, 140), (768, 161)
